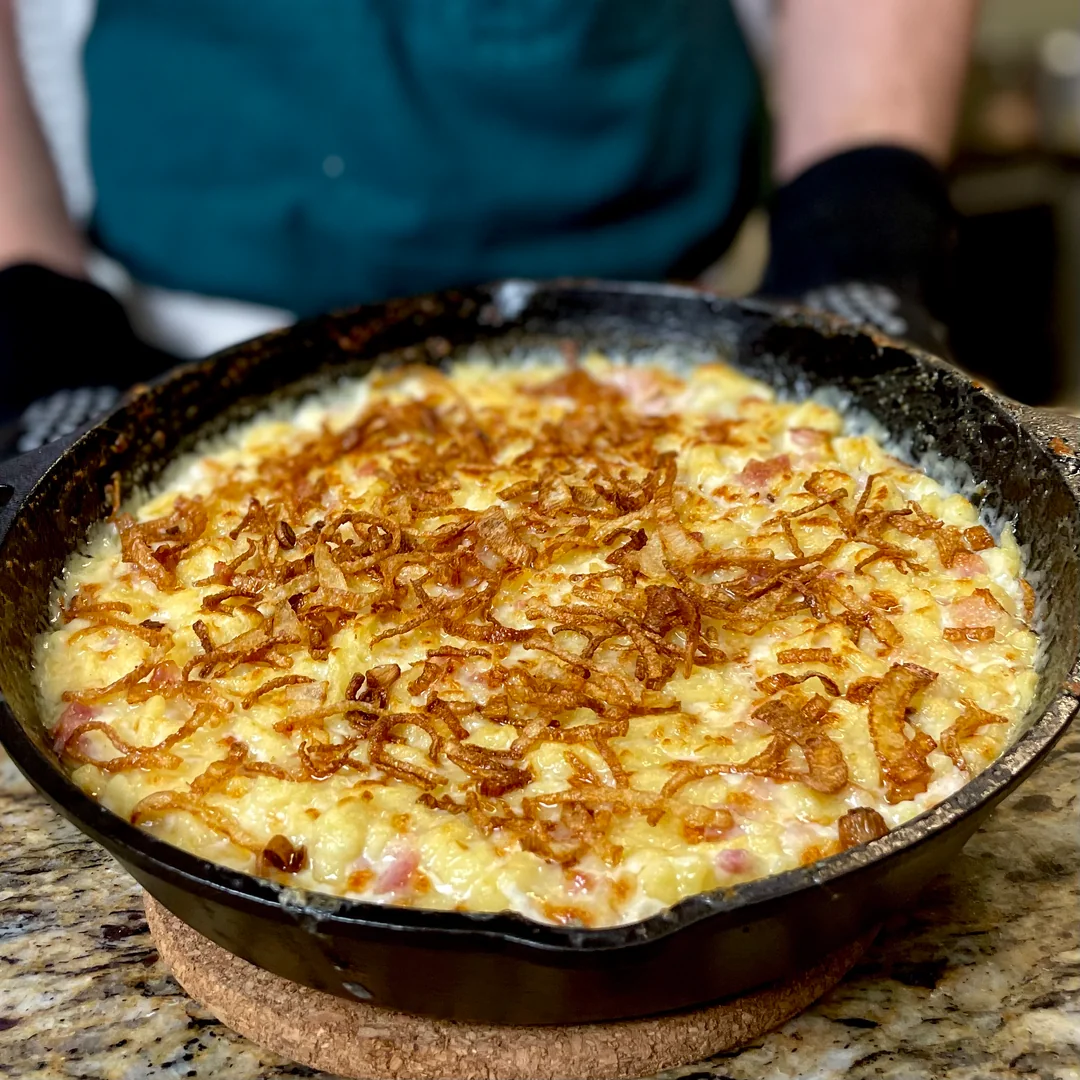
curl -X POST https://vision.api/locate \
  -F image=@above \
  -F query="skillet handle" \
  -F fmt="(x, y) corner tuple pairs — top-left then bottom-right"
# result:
(0, 433), (83, 549)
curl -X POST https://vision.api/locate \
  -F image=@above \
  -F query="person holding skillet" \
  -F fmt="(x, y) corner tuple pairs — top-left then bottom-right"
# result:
(0, 0), (976, 457)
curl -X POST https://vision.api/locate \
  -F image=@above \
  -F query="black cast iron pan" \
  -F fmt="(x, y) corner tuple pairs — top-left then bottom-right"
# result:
(1, 281), (1078, 1025)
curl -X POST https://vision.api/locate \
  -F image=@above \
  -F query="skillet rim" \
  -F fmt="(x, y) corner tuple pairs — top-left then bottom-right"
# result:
(1, 278), (1078, 955)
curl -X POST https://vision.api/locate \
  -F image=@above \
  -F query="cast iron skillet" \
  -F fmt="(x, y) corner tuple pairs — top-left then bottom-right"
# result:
(1, 281), (1078, 1025)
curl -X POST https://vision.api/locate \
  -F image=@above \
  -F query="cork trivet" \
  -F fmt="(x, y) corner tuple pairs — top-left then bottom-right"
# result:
(146, 894), (873, 1080)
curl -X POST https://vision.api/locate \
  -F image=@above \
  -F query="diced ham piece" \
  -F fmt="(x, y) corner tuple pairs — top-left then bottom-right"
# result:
(949, 551), (987, 579)
(607, 368), (675, 415)
(373, 848), (420, 895)
(789, 428), (829, 450)
(735, 455), (792, 492)
(790, 425), (829, 460)
(716, 848), (754, 875)
(149, 660), (181, 690)
(949, 592), (1002, 628)
(52, 702), (97, 754)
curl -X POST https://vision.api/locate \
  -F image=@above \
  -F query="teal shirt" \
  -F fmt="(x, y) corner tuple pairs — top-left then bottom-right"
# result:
(85, 1), (760, 315)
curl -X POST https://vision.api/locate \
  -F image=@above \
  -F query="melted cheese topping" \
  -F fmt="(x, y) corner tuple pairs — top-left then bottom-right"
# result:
(34, 356), (1039, 927)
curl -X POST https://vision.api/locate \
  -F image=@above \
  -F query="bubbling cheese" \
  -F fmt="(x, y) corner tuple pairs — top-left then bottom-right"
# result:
(34, 354), (1039, 927)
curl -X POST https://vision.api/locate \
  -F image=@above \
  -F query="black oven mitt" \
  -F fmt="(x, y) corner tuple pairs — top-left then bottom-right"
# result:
(759, 146), (956, 357)
(0, 264), (176, 461)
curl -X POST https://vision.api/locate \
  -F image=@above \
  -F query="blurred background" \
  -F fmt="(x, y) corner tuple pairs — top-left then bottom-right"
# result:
(950, 0), (1080, 407)
(718, 0), (1080, 408)
(13, 0), (1080, 406)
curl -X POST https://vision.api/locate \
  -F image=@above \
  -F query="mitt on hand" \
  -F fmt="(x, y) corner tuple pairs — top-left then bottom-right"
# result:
(0, 264), (176, 460)
(759, 146), (957, 357)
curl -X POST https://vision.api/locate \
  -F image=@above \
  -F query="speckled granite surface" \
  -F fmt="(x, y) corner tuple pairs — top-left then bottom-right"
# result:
(1, 735), (1078, 1080)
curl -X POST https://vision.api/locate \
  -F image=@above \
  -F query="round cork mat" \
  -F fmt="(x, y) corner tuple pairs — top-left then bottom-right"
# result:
(145, 894), (873, 1080)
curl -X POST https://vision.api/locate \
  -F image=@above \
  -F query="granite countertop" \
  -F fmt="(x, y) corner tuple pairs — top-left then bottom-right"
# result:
(1, 735), (1078, 1080)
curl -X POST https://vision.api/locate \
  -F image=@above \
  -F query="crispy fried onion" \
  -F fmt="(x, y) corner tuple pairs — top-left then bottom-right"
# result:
(473, 505), (536, 567)
(664, 693), (848, 796)
(837, 807), (889, 849)
(756, 671), (840, 697)
(260, 834), (308, 874)
(348, 663), (402, 707)
(60, 704), (222, 772)
(242, 675), (317, 709)
(114, 497), (209, 590)
(406, 649), (485, 696)
(654, 453), (704, 565)
(845, 677), (880, 704)
(183, 623), (297, 679)
(429, 782), (737, 864)
(867, 663), (939, 803)
(132, 790), (264, 852)
(939, 699), (1007, 770)
(298, 737), (364, 780)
